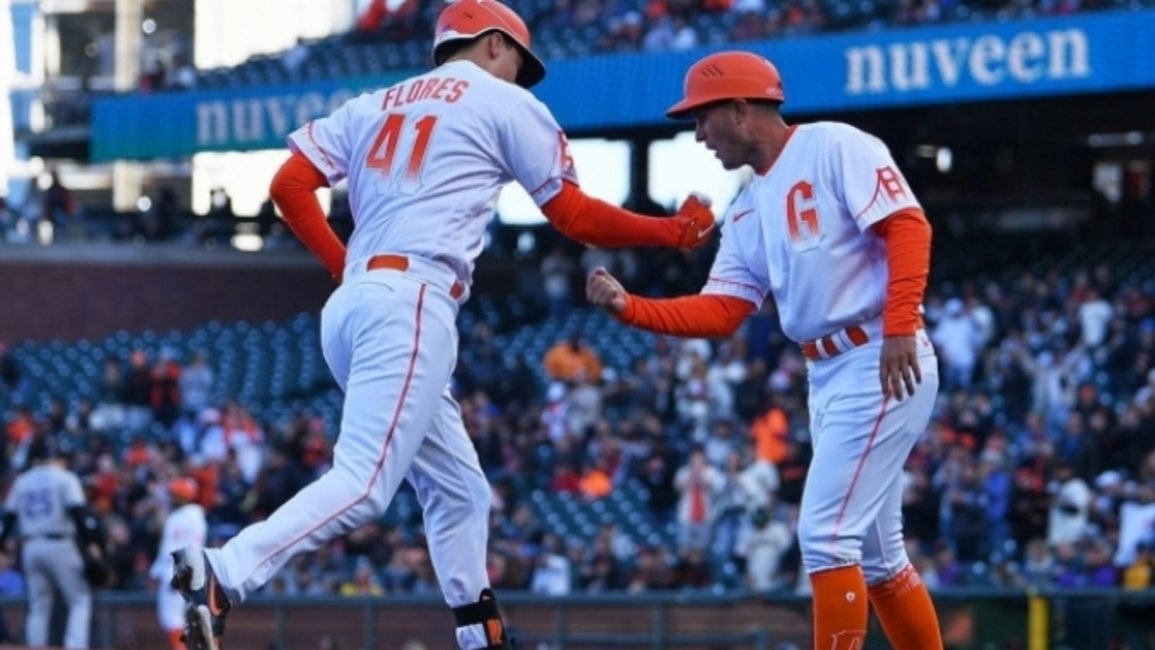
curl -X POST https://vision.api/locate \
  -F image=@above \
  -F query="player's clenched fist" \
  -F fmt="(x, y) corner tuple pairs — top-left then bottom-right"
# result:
(672, 193), (716, 249)
(586, 267), (628, 315)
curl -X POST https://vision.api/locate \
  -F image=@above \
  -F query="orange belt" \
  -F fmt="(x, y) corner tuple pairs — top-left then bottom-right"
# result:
(368, 254), (465, 299)
(800, 325), (869, 361)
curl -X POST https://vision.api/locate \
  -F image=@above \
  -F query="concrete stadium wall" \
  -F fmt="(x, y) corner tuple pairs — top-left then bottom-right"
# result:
(0, 245), (338, 344)
(0, 243), (524, 344)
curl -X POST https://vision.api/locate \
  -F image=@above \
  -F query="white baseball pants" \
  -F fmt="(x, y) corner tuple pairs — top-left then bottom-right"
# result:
(23, 538), (91, 649)
(157, 585), (184, 633)
(797, 328), (939, 586)
(205, 256), (494, 649)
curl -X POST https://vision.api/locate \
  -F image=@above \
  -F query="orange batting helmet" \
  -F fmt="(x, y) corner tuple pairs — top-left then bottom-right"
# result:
(433, 0), (546, 89)
(168, 477), (198, 503)
(666, 51), (785, 119)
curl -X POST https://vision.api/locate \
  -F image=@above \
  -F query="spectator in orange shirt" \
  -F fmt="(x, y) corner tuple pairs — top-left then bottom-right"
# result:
(750, 401), (789, 465)
(5, 406), (36, 446)
(544, 336), (603, 383)
(580, 457), (613, 500)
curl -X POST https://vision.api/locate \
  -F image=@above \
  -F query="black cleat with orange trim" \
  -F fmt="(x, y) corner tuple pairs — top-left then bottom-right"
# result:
(171, 547), (231, 650)
(452, 588), (515, 649)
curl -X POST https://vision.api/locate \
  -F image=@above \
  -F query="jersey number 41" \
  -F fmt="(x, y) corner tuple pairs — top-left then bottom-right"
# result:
(366, 113), (439, 193)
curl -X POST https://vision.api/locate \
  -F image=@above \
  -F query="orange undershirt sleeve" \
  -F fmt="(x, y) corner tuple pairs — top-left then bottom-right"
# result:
(617, 293), (755, 339)
(269, 152), (347, 280)
(541, 181), (681, 248)
(872, 208), (932, 337)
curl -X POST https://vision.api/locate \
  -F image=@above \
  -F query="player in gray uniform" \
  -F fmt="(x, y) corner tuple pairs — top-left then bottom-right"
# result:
(0, 437), (93, 649)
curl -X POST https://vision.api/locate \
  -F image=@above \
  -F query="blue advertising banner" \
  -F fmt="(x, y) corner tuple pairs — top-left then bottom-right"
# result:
(91, 9), (1155, 161)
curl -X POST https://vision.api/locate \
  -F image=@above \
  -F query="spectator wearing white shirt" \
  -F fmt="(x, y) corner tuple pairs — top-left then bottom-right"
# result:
(933, 298), (984, 391)
(675, 449), (725, 553)
(670, 16), (699, 50)
(1078, 288), (1114, 348)
(1115, 483), (1155, 568)
(1047, 462), (1092, 547)
(706, 342), (746, 419)
(734, 507), (792, 592)
(704, 419), (739, 470)
(737, 451), (780, 515)
(1014, 341), (1088, 433)
(530, 534), (572, 596)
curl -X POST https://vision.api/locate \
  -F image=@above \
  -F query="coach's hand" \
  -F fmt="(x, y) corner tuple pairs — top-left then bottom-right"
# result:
(587, 267), (629, 315)
(880, 335), (921, 401)
(673, 193), (716, 249)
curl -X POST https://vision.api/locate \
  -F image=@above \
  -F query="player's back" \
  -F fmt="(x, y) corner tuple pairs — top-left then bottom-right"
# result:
(6, 466), (83, 537)
(294, 60), (551, 284)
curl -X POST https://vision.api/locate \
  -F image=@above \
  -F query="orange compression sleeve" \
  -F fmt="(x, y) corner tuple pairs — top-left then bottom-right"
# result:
(872, 208), (932, 336)
(269, 152), (347, 280)
(618, 294), (755, 338)
(541, 181), (680, 248)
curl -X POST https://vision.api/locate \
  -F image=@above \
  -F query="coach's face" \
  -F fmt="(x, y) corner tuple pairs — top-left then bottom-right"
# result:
(694, 101), (749, 171)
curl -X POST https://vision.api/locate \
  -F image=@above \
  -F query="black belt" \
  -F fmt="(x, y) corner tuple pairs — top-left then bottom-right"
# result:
(24, 533), (70, 541)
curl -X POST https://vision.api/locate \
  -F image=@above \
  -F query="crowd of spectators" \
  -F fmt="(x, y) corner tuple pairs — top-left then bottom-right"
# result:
(351, 0), (1135, 59)
(146, 0), (1153, 94)
(3, 216), (1155, 602)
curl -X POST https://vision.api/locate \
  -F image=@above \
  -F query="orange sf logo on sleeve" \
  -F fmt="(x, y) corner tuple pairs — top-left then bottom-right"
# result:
(557, 131), (576, 178)
(875, 166), (908, 202)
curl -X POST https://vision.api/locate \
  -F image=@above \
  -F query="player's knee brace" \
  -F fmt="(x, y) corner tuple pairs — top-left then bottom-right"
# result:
(452, 588), (513, 650)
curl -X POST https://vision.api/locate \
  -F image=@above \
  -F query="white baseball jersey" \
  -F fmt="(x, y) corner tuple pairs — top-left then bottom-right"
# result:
(150, 503), (208, 582)
(4, 465), (85, 538)
(153, 502), (207, 634)
(702, 122), (922, 343)
(288, 59), (579, 286)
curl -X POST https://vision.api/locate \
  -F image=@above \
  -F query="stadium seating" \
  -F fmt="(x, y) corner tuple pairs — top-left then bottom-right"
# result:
(187, 0), (1155, 91)
(5, 227), (1155, 593)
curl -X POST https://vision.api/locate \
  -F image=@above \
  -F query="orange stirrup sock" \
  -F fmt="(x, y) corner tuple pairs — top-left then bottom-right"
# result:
(867, 564), (943, 650)
(810, 565), (868, 650)
(168, 629), (186, 650)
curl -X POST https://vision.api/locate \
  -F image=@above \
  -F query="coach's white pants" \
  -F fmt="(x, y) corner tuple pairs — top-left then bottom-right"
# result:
(797, 329), (939, 586)
(206, 259), (494, 649)
(157, 585), (184, 633)
(23, 539), (91, 649)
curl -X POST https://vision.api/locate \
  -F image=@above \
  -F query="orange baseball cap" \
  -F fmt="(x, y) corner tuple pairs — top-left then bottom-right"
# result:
(666, 51), (785, 119)
(168, 478), (198, 502)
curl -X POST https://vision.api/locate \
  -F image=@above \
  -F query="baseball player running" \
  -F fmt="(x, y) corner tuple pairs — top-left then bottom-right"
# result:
(586, 51), (943, 650)
(0, 438), (93, 649)
(151, 478), (206, 650)
(170, 2), (715, 649)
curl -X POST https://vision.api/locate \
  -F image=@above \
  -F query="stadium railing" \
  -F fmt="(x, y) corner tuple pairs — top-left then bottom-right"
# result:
(2, 587), (1152, 649)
